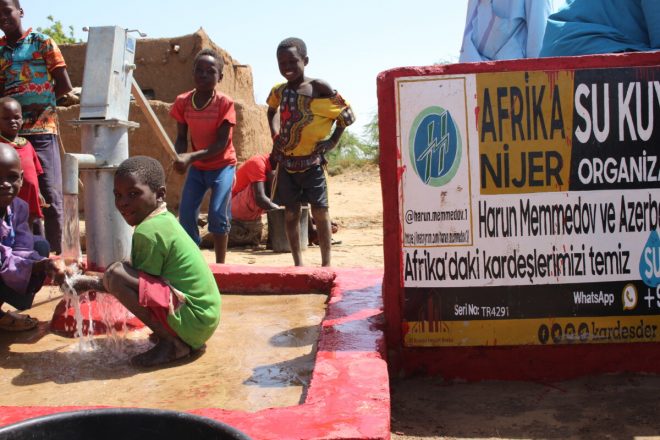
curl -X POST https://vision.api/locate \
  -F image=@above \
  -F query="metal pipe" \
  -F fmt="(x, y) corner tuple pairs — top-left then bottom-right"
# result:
(81, 124), (132, 269)
(63, 153), (98, 195)
(68, 26), (138, 269)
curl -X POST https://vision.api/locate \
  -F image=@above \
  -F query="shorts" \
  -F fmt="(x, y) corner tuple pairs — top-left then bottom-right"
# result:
(138, 272), (180, 338)
(274, 165), (328, 208)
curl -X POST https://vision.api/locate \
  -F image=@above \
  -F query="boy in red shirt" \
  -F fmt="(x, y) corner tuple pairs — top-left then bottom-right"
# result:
(0, 97), (44, 236)
(170, 48), (236, 264)
(231, 153), (278, 222)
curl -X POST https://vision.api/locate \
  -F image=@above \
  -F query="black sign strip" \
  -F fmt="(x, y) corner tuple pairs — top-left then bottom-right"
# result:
(404, 280), (655, 321)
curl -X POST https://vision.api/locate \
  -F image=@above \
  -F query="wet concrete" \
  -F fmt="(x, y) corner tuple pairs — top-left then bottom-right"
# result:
(0, 286), (326, 412)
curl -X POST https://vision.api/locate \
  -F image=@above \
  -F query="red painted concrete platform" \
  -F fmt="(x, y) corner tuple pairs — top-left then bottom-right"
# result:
(0, 266), (390, 440)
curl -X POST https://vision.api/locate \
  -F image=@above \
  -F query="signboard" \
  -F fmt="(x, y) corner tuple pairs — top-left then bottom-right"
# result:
(397, 66), (660, 347)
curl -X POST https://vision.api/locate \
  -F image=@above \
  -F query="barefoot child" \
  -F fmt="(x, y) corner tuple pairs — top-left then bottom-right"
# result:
(170, 48), (237, 264)
(268, 37), (355, 266)
(0, 142), (64, 331)
(71, 156), (221, 367)
(0, 97), (45, 236)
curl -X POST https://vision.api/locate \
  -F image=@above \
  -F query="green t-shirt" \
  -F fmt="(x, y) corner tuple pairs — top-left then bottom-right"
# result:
(132, 211), (221, 349)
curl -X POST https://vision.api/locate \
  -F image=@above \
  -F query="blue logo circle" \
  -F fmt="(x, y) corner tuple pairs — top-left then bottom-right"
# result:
(409, 106), (462, 186)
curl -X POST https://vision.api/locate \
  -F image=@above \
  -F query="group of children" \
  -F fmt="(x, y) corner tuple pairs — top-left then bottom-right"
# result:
(170, 39), (354, 268)
(0, 0), (354, 367)
(0, 0), (73, 332)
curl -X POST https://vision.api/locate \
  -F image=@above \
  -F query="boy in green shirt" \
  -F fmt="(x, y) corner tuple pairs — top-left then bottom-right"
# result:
(72, 156), (221, 367)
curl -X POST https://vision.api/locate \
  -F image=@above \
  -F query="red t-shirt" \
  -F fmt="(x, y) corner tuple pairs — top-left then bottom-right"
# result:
(169, 90), (237, 170)
(13, 139), (43, 218)
(232, 154), (272, 197)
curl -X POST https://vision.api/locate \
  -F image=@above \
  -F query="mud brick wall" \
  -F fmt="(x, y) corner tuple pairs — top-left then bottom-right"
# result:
(57, 29), (271, 212)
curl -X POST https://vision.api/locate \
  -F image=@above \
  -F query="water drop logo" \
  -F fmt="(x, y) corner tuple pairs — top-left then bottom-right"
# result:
(639, 229), (660, 287)
(408, 106), (462, 187)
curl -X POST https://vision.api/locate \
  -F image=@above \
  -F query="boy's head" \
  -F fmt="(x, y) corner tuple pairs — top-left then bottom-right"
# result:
(0, 0), (23, 39)
(276, 37), (308, 84)
(114, 156), (166, 226)
(0, 142), (22, 210)
(193, 48), (223, 92)
(0, 97), (22, 140)
(277, 37), (307, 58)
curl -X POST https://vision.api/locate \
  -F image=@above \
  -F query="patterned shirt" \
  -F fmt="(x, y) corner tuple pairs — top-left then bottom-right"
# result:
(267, 83), (355, 170)
(0, 28), (66, 134)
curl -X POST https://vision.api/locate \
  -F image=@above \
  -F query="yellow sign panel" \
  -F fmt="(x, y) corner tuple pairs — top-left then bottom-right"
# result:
(477, 71), (574, 194)
(404, 316), (660, 347)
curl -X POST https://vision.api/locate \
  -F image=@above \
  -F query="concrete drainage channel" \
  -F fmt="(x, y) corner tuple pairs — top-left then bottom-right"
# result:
(0, 266), (390, 440)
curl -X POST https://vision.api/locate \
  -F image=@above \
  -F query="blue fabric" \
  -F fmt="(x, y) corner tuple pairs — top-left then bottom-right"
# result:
(1, 210), (15, 248)
(0, 198), (44, 295)
(33, 238), (50, 258)
(0, 236), (48, 310)
(540, 0), (660, 56)
(459, 0), (554, 62)
(179, 165), (235, 244)
(24, 133), (63, 254)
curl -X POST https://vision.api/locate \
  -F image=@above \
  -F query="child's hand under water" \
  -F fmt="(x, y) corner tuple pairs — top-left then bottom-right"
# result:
(34, 258), (68, 284)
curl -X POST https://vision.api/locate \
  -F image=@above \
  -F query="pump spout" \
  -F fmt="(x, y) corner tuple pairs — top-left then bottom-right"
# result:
(61, 153), (101, 265)
(63, 153), (98, 196)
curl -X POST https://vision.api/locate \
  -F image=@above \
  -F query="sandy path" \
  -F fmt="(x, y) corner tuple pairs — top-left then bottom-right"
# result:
(219, 165), (384, 268)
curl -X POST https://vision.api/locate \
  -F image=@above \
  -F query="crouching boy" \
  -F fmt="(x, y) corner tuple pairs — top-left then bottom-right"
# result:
(72, 156), (221, 367)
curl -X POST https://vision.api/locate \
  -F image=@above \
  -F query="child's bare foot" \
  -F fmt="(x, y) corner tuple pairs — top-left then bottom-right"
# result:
(130, 338), (192, 368)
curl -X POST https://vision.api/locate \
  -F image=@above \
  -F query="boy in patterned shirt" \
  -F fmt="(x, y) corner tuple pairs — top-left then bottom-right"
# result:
(267, 37), (354, 267)
(0, 0), (73, 254)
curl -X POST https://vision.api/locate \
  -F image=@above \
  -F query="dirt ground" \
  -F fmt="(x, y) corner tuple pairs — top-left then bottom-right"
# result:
(390, 374), (660, 440)
(223, 166), (660, 440)
(217, 165), (385, 268)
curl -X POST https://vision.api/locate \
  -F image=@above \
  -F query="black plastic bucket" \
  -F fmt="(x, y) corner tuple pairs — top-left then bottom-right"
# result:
(0, 408), (252, 440)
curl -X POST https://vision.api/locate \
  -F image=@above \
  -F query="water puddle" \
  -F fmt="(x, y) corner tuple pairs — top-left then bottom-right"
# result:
(0, 291), (327, 411)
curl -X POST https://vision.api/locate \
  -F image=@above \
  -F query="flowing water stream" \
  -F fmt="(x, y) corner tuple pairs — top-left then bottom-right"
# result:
(59, 194), (135, 350)
(61, 194), (82, 265)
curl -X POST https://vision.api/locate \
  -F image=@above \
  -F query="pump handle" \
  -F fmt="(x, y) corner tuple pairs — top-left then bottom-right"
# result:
(130, 79), (178, 162)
